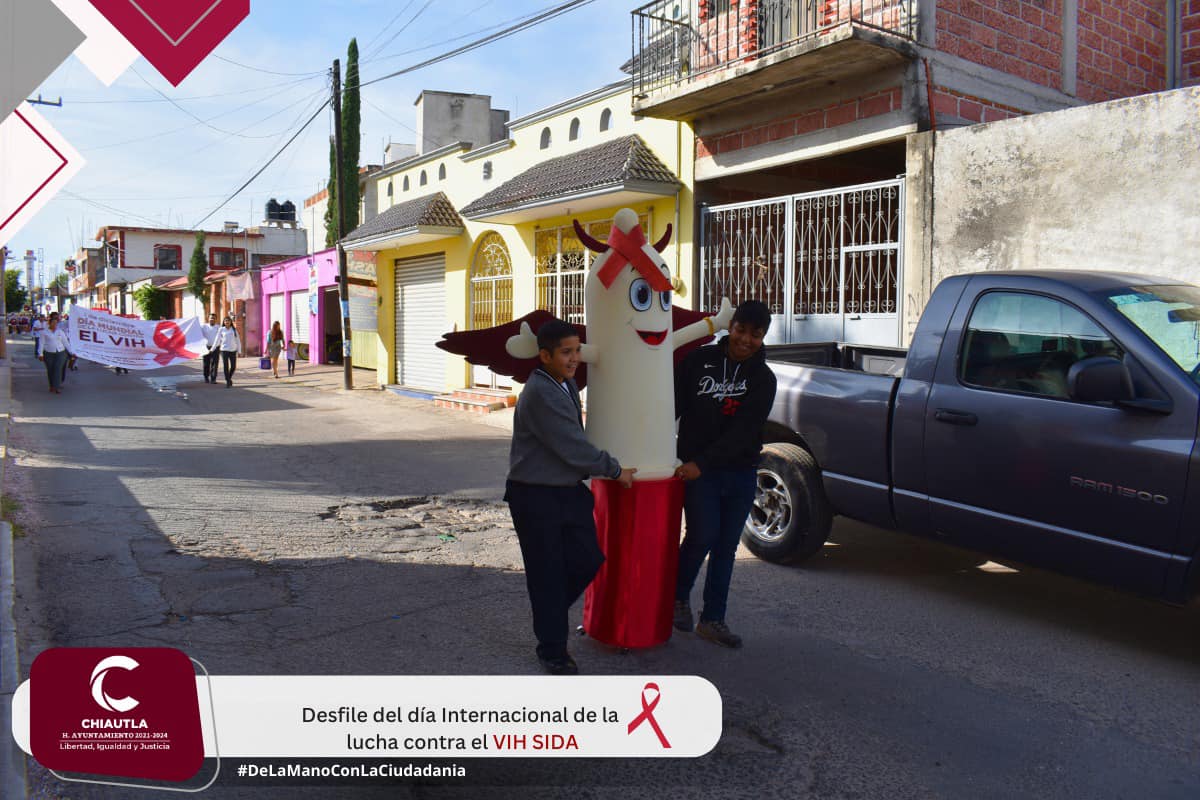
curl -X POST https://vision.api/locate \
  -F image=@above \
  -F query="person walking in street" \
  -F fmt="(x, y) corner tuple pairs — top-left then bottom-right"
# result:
(200, 313), (221, 383)
(30, 314), (44, 357)
(61, 314), (78, 371)
(38, 313), (71, 394)
(267, 321), (285, 378)
(285, 339), (297, 377)
(505, 318), (636, 675)
(216, 316), (240, 387)
(672, 300), (777, 649)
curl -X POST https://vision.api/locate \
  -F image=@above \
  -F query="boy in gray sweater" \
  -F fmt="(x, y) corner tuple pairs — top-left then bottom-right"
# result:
(505, 319), (636, 675)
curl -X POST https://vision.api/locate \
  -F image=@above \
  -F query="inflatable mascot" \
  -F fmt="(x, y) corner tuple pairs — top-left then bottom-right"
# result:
(437, 209), (733, 647)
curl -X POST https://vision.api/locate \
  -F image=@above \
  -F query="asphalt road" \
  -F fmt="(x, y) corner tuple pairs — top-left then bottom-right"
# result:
(5, 338), (1199, 799)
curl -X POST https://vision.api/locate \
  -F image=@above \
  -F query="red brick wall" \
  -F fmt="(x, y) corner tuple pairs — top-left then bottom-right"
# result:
(695, 87), (903, 158)
(1180, 0), (1200, 86)
(931, 86), (1027, 122)
(1077, 0), (1167, 100)
(937, 0), (1065, 90)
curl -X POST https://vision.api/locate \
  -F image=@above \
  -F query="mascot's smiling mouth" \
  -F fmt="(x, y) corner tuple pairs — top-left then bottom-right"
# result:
(637, 329), (668, 346)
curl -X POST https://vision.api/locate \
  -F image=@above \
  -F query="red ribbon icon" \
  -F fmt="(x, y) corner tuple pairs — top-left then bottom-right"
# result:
(597, 225), (673, 292)
(153, 321), (199, 365)
(627, 682), (671, 748)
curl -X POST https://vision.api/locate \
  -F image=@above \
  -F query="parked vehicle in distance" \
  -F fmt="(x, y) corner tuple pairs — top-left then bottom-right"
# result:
(748, 271), (1200, 601)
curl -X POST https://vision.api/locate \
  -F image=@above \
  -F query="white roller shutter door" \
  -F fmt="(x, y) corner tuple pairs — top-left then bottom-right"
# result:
(290, 291), (310, 344)
(394, 254), (446, 391)
(269, 293), (285, 335)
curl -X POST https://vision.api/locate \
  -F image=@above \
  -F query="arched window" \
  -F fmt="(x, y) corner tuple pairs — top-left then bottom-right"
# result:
(438, 163), (446, 180)
(539, 127), (551, 149)
(386, 180), (393, 197)
(402, 176), (410, 191)
(419, 170), (428, 186)
(483, 161), (493, 180)
(599, 108), (612, 132)
(569, 118), (580, 141)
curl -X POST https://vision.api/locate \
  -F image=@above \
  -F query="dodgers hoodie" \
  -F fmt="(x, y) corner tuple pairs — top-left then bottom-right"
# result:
(674, 337), (777, 472)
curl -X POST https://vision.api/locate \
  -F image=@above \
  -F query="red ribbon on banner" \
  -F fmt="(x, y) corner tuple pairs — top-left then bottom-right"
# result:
(596, 225), (673, 292)
(153, 321), (199, 365)
(627, 682), (671, 748)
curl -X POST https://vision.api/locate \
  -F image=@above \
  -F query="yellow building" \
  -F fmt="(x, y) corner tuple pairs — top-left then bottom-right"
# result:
(342, 81), (694, 397)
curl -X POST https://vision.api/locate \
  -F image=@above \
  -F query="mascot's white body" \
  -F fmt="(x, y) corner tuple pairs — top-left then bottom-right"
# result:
(507, 208), (732, 480)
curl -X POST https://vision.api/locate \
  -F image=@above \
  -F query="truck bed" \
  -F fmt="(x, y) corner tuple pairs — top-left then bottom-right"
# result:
(765, 342), (908, 376)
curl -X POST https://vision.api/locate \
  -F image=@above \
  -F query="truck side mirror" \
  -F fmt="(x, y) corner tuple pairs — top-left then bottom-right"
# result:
(1067, 356), (1134, 403)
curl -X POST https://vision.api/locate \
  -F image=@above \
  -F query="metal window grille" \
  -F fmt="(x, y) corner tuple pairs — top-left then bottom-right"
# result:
(470, 233), (513, 331)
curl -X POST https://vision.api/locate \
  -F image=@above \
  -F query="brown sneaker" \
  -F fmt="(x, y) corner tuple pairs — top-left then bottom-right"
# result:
(696, 619), (742, 649)
(673, 601), (694, 632)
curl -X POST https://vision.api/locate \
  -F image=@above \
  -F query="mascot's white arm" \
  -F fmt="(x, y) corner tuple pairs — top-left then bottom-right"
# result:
(505, 321), (600, 363)
(673, 297), (734, 348)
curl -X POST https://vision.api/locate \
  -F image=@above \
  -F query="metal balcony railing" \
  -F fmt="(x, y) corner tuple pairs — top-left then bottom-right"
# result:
(630, 0), (917, 98)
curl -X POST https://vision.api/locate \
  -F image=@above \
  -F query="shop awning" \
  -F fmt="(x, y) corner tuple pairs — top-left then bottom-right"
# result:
(459, 134), (681, 224)
(342, 191), (464, 251)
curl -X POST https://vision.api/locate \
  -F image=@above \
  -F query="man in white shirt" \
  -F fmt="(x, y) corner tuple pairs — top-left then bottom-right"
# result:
(30, 315), (45, 357)
(200, 313), (221, 383)
(38, 312), (70, 394)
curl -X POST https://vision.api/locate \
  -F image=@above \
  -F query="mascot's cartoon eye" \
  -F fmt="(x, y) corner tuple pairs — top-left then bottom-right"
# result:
(659, 290), (672, 311)
(629, 279), (653, 311)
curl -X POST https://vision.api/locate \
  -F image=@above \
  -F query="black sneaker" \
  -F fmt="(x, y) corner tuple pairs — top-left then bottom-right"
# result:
(538, 654), (579, 676)
(696, 620), (742, 649)
(673, 601), (694, 632)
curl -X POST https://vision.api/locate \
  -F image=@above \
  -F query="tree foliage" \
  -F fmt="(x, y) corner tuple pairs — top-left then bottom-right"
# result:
(132, 284), (171, 320)
(188, 231), (209, 304)
(5, 269), (27, 313)
(323, 37), (361, 248)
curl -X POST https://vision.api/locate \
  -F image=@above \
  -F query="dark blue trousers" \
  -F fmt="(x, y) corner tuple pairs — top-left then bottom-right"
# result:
(676, 467), (757, 623)
(505, 481), (604, 659)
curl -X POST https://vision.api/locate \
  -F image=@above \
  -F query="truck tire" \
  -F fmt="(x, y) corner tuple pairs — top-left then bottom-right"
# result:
(742, 443), (833, 564)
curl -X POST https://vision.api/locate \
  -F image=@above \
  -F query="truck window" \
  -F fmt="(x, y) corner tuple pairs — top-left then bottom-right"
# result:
(1103, 284), (1200, 384)
(960, 292), (1121, 399)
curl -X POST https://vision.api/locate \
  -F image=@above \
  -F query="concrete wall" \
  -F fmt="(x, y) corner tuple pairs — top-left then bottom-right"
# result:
(903, 85), (1200, 337)
(415, 91), (501, 154)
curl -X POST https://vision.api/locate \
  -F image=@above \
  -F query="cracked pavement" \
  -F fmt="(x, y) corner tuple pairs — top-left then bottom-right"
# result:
(5, 338), (1200, 799)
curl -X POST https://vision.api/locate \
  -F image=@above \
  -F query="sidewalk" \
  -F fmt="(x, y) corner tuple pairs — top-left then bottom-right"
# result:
(0, 347), (25, 800)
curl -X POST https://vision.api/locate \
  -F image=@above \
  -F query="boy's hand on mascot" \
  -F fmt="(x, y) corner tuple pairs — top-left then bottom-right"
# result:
(674, 462), (701, 481)
(505, 321), (539, 359)
(617, 467), (637, 488)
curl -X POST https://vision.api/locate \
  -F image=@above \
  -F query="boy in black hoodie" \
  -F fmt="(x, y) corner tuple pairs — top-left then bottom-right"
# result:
(673, 300), (777, 648)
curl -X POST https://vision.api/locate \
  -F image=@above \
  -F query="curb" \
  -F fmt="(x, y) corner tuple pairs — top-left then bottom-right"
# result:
(0, 351), (26, 799)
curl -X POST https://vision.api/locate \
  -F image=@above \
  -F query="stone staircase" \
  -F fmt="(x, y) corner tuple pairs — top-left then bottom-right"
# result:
(433, 386), (516, 414)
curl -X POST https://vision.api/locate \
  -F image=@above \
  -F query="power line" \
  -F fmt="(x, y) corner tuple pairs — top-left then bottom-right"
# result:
(69, 73), (323, 104)
(362, 0), (420, 59)
(362, 0), (436, 62)
(193, 97), (332, 229)
(211, 54), (327, 77)
(359, 0), (598, 89)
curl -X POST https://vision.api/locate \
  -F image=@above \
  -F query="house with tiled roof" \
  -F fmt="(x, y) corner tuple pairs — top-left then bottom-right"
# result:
(343, 81), (693, 400)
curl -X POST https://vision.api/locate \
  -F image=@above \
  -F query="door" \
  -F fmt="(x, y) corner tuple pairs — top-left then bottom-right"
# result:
(394, 254), (446, 391)
(923, 288), (1189, 583)
(269, 293), (285, 341)
(841, 245), (900, 345)
(469, 232), (513, 389)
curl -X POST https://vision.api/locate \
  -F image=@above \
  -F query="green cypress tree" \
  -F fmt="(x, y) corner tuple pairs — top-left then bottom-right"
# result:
(188, 231), (208, 305)
(341, 38), (361, 232)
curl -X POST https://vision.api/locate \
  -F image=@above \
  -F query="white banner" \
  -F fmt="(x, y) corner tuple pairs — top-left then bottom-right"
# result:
(69, 306), (206, 370)
(13, 675), (722, 758)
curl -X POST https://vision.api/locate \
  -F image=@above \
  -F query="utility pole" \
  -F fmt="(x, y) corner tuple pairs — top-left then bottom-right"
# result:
(331, 58), (354, 390)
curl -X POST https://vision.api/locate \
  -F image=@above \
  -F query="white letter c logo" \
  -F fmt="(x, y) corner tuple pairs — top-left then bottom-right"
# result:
(90, 655), (139, 713)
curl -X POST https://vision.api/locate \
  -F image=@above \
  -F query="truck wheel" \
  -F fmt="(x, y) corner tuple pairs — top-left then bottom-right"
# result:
(742, 443), (833, 564)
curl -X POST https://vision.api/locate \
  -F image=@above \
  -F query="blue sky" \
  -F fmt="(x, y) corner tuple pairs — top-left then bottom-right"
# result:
(8, 0), (633, 285)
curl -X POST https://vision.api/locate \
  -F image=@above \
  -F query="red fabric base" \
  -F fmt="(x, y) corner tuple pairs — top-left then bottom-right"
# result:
(583, 477), (685, 648)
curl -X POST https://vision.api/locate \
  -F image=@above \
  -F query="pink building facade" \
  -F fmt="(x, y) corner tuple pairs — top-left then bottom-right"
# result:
(258, 248), (342, 365)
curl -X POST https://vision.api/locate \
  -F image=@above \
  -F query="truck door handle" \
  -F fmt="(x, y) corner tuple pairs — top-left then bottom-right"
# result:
(935, 409), (978, 426)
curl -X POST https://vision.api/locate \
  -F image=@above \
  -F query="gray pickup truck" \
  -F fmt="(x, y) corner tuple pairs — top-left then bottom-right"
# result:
(746, 271), (1200, 602)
